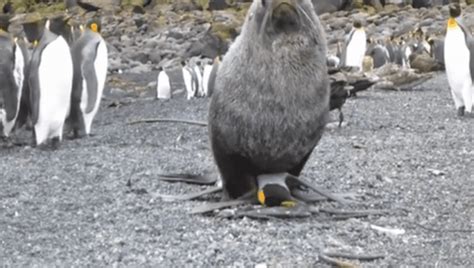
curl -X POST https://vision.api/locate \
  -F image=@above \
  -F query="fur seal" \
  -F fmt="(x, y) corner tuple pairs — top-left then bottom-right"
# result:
(208, 0), (329, 203)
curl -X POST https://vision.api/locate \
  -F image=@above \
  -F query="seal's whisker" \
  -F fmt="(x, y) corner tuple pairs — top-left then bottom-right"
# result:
(297, 5), (316, 31)
(259, 12), (270, 40)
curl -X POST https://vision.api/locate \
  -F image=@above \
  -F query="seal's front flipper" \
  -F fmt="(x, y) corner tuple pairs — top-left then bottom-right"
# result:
(156, 172), (218, 185)
(157, 186), (222, 202)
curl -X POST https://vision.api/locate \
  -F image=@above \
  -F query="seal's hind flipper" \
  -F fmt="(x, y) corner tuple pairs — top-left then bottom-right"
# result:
(157, 186), (222, 202)
(156, 172), (218, 185)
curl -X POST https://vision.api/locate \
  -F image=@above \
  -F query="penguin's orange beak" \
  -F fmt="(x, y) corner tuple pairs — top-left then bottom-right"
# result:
(90, 23), (98, 33)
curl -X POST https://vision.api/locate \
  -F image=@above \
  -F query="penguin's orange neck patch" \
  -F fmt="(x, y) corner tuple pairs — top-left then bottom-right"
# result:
(33, 40), (38, 47)
(90, 23), (98, 33)
(448, 18), (458, 29)
(257, 190), (265, 205)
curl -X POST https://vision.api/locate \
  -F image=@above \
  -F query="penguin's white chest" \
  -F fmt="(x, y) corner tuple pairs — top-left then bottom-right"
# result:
(182, 68), (193, 100)
(157, 71), (171, 99)
(80, 39), (108, 135)
(202, 64), (213, 96)
(444, 27), (472, 89)
(36, 36), (73, 144)
(345, 30), (366, 69)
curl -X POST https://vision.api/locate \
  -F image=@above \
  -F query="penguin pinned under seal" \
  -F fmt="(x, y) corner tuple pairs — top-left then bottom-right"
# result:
(156, 66), (171, 100)
(0, 31), (25, 137)
(444, 3), (474, 116)
(69, 18), (108, 138)
(342, 20), (367, 71)
(26, 19), (73, 146)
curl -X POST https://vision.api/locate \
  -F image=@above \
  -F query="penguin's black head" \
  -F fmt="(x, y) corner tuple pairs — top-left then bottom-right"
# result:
(22, 19), (46, 45)
(449, 3), (461, 18)
(353, 20), (363, 29)
(158, 66), (163, 71)
(180, 60), (186, 67)
(86, 18), (101, 33)
(196, 61), (201, 66)
(48, 14), (71, 38)
(257, 183), (294, 207)
(0, 14), (10, 31)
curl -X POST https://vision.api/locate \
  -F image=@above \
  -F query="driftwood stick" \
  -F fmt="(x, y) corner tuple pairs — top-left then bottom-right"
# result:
(323, 251), (385, 261)
(318, 254), (358, 268)
(412, 222), (474, 233)
(127, 118), (208, 127)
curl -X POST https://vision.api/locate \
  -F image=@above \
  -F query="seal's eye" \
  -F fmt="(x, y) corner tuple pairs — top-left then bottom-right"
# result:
(261, 0), (266, 7)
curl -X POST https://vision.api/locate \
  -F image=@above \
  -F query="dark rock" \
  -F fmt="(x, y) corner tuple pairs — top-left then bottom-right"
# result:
(186, 31), (229, 59)
(207, 0), (230, 10)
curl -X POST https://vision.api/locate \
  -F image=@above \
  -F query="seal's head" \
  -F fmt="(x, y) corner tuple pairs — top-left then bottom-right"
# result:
(244, 0), (324, 50)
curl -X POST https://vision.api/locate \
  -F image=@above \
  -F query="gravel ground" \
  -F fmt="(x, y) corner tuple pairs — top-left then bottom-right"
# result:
(0, 72), (473, 267)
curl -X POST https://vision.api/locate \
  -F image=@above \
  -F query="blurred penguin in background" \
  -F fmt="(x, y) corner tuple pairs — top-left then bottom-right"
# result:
(156, 66), (171, 100)
(342, 19), (367, 71)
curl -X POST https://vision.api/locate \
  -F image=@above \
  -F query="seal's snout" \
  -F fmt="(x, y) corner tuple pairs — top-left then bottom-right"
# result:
(271, 0), (299, 32)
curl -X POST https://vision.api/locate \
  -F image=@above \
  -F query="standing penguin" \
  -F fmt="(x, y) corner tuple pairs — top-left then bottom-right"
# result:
(156, 66), (171, 100)
(26, 19), (73, 146)
(201, 59), (213, 97)
(444, 3), (474, 116)
(193, 61), (204, 97)
(182, 61), (196, 100)
(69, 18), (108, 138)
(342, 20), (367, 70)
(0, 31), (25, 137)
(206, 55), (220, 97)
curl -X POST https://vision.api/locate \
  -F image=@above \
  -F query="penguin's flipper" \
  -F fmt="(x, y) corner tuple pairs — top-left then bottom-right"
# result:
(81, 42), (100, 113)
(468, 37), (474, 82)
(28, 52), (41, 125)
(14, 41), (31, 130)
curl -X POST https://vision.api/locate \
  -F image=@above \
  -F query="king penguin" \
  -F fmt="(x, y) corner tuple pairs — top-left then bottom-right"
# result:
(181, 61), (196, 100)
(206, 55), (221, 97)
(156, 66), (171, 100)
(69, 18), (108, 138)
(26, 18), (73, 146)
(201, 59), (213, 97)
(444, 3), (474, 116)
(0, 31), (25, 137)
(342, 20), (367, 71)
(193, 61), (204, 97)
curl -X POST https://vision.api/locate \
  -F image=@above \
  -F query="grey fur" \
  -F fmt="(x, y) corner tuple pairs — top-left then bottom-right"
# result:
(208, 0), (329, 200)
(28, 28), (58, 125)
(69, 29), (102, 134)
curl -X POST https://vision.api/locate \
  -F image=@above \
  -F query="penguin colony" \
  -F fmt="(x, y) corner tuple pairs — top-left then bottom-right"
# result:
(0, 1), (473, 208)
(0, 9), (108, 146)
